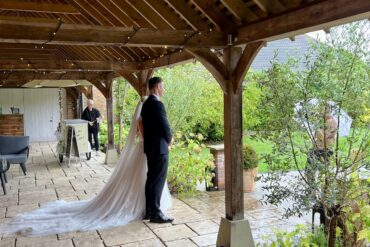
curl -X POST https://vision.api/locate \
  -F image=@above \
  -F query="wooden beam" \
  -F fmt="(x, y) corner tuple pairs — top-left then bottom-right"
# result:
(0, 1), (79, 14)
(115, 70), (141, 95)
(89, 79), (108, 98)
(0, 20), (227, 47)
(252, 0), (285, 14)
(0, 60), (137, 71)
(0, 54), (57, 60)
(76, 86), (92, 98)
(237, 0), (370, 44)
(0, 48), (57, 54)
(220, 0), (259, 22)
(233, 42), (264, 93)
(0, 16), (64, 24)
(140, 50), (193, 70)
(0, 71), (111, 82)
(186, 48), (227, 93)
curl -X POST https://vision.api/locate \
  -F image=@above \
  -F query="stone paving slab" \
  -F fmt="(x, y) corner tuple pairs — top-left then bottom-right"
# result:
(165, 239), (198, 247)
(121, 238), (164, 247)
(99, 222), (156, 246)
(191, 233), (218, 246)
(186, 220), (219, 235)
(0, 142), (310, 247)
(153, 224), (197, 242)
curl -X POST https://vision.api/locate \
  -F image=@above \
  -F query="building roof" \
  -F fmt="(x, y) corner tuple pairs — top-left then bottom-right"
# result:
(251, 35), (315, 71)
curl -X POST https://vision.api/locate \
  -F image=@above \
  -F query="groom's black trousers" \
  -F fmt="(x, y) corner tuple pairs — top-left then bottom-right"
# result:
(145, 154), (169, 215)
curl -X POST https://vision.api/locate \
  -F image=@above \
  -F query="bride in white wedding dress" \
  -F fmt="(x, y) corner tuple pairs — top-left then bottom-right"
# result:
(0, 100), (172, 237)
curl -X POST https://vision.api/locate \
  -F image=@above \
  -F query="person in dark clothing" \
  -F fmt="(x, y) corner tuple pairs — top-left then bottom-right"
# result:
(139, 77), (173, 223)
(81, 99), (103, 155)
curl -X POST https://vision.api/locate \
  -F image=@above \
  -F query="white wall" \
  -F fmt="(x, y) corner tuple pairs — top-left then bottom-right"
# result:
(0, 88), (67, 142)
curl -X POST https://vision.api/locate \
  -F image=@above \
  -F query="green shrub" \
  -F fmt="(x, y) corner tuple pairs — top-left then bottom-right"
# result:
(98, 121), (129, 151)
(167, 132), (215, 194)
(243, 145), (259, 170)
(257, 224), (330, 247)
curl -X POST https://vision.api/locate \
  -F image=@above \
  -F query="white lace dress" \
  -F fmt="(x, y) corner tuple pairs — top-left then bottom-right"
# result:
(0, 101), (172, 236)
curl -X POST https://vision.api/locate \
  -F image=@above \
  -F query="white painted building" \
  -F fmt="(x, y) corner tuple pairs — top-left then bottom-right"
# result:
(0, 88), (68, 142)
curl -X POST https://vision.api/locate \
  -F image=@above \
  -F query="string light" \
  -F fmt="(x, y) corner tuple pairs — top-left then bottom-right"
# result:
(42, 18), (63, 45)
(141, 28), (214, 69)
(122, 26), (141, 45)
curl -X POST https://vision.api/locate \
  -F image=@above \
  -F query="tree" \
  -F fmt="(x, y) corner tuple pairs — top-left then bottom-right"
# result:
(257, 21), (369, 247)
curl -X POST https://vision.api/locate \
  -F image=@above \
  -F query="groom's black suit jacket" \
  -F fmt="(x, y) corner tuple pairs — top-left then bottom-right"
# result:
(141, 95), (172, 155)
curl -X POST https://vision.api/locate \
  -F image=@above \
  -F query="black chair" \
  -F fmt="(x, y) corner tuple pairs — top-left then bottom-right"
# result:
(0, 135), (30, 194)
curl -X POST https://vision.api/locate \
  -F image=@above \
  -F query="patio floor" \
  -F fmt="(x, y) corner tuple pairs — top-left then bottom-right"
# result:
(0, 142), (309, 247)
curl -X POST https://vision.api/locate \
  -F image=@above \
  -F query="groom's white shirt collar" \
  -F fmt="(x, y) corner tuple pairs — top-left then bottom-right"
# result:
(150, 94), (160, 100)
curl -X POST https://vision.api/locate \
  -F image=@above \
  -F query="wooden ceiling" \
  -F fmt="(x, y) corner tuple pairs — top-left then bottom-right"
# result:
(0, 0), (369, 88)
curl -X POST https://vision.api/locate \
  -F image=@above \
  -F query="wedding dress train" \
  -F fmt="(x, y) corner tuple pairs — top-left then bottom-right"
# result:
(0, 101), (172, 236)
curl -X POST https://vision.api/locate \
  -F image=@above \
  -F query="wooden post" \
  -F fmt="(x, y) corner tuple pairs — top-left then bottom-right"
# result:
(188, 43), (264, 247)
(104, 77), (118, 164)
(223, 47), (244, 221)
(106, 78), (114, 150)
(139, 69), (153, 97)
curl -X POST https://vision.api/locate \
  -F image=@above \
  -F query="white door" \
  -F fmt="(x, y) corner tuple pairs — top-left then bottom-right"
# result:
(24, 89), (60, 142)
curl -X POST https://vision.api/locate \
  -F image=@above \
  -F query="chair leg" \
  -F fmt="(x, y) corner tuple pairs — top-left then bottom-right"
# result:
(20, 163), (27, 175)
(0, 172), (6, 195)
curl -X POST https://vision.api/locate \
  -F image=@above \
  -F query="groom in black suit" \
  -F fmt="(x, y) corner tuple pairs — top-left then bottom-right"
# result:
(140, 77), (174, 223)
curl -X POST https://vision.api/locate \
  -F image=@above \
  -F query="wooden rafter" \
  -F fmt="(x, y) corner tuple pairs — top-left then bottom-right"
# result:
(252, 0), (286, 14)
(237, 0), (370, 44)
(0, 1), (79, 14)
(126, 0), (173, 29)
(143, 0), (189, 29)
(191, 0), (235, 31)
(0, 20), (227, 47)
(165, 0), (210, 30)
(220, 0), (259, 22)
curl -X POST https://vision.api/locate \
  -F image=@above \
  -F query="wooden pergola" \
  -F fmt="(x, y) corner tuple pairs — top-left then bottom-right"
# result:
(0, 0), (369, 245)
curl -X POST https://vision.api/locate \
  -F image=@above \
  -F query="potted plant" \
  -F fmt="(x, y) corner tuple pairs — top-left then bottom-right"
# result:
(243, 145), (259, 192)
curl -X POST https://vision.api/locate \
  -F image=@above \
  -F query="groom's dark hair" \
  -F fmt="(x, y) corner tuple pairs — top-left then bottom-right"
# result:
(148, 77), (162, 90)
